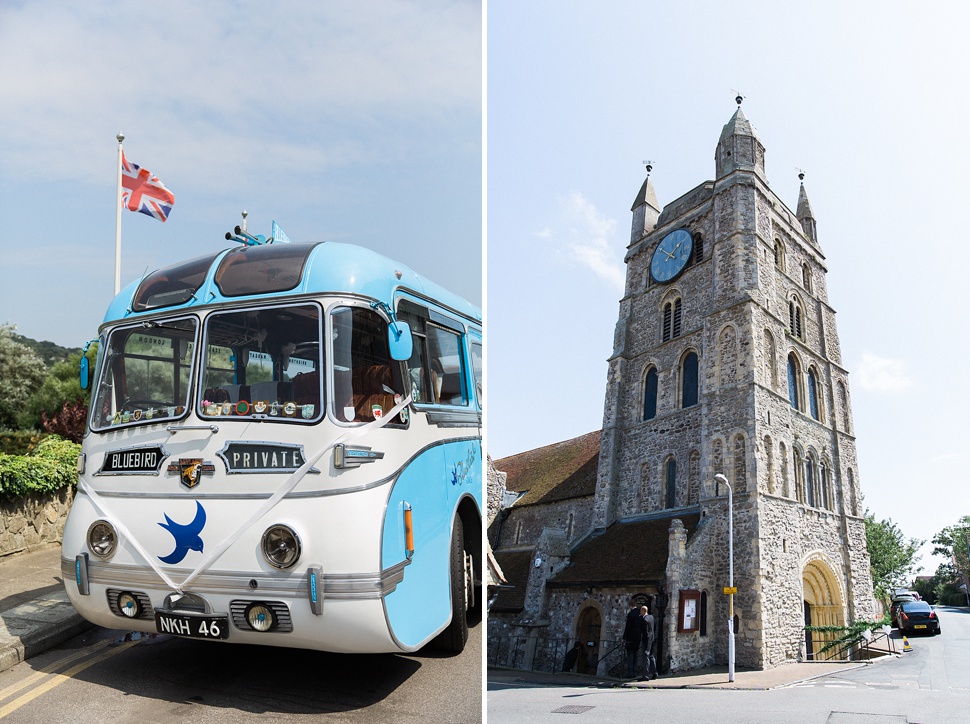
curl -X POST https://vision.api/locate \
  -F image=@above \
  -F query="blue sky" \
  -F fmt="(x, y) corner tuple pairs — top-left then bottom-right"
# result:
(486, 1), (970, 569)
(0, 0), (481, 346)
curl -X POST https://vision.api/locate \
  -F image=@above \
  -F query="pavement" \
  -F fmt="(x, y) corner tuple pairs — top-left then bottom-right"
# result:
(0, 544), (94, 674)
(489, 642), (900, 691)
(0, 544), (900, 693)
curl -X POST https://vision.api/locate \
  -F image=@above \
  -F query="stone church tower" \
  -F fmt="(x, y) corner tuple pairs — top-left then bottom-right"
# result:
(594, 101), (875, 668)
(488, 103), (875, 675)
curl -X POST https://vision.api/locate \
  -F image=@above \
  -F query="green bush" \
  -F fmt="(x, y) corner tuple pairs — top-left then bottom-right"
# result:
(0, 435), (80, 500)
(0, 430), (47, 456)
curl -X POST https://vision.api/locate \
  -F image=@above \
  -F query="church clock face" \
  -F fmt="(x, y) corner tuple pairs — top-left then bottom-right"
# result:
(650, 229), (694, 283)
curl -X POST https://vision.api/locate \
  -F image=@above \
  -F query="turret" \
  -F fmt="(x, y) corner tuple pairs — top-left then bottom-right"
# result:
(630, 163), (661, 243)
(715, 98), (766, 182)
(796, 175), (819, 247)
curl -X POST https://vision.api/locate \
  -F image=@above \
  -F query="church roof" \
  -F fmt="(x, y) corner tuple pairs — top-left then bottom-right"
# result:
(493, 430), (600, 507)
(548, 513), (702, 587)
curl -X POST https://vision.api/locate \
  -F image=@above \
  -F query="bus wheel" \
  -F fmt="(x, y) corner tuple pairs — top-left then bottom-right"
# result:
(434, 516), (468, 653)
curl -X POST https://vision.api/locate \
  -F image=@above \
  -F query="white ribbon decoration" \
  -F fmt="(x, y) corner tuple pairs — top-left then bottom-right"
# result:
(79, 394), (411, 595)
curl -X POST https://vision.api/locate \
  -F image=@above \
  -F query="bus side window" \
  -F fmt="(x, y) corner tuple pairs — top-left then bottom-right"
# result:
(426, 325), (466, 406)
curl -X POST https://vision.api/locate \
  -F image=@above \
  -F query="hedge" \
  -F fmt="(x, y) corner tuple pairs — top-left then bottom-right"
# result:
(0, 430), (47, 456)
(0, 435), (81, 500)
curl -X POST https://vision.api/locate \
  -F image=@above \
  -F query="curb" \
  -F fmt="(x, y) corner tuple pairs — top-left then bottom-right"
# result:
(0, 607), (95, 675)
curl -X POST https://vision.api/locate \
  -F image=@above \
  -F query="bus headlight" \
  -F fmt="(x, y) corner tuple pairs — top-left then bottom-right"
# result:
(261, 524), (301, 569)
(245, 602), (277, 632)
(87, 520), (118, 559)
(117, 591), (141, 618)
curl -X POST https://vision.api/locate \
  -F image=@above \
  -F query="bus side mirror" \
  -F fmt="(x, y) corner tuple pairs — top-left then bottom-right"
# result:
(388, 321), (413, 361)
(79, 356), (90, 390)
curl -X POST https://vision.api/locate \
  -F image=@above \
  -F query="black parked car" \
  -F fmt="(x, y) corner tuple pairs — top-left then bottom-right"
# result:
(895, 600), (941, 635)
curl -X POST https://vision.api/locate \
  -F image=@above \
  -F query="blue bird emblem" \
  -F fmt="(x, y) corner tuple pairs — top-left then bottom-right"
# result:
(157, 501), (206, 564)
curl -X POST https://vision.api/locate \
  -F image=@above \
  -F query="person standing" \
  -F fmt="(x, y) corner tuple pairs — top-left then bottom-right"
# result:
(623, 599), (642, 678)
(640, 603), (658, 680)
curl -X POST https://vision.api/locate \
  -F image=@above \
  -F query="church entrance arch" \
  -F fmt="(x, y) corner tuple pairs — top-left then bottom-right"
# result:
(802, 555), (845, 661)
(574, 604), (602, 675)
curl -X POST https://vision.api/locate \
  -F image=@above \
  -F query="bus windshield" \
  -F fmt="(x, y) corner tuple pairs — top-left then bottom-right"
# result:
(91, 318), (197, 429)
(199, 303), (322, 421)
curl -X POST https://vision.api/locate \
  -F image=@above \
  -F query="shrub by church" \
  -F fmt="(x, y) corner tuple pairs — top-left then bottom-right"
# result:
(488, 104), (875, 675)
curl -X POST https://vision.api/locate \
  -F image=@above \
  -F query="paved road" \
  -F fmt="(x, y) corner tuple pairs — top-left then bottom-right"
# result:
(0, 616), (481, 722)
(487, 607), (970, 723)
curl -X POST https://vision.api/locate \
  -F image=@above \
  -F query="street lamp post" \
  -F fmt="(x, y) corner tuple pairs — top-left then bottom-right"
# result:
(714, 473), (734, 683)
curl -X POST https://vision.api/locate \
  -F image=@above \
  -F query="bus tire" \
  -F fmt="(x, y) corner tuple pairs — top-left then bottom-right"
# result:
(434, 516), (468, 653)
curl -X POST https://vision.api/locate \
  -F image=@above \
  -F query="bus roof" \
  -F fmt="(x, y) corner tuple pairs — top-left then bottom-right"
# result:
(103, 241), (481, 327)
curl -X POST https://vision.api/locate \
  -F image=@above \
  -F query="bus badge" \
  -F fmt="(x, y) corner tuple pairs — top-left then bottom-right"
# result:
(166, 458), (216, 489)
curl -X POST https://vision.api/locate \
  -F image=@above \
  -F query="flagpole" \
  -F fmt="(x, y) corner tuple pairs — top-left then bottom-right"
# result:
(114, 132), (125, 295)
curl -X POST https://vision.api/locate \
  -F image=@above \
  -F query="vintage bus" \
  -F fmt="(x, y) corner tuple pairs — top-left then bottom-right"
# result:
(62, 237), (482, 654)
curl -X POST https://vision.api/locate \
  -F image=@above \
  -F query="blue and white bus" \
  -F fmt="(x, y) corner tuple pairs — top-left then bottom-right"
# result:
(62, 235), (482, 653)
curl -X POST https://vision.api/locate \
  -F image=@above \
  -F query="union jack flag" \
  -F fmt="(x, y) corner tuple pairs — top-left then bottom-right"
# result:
(121, 152), (175, 222)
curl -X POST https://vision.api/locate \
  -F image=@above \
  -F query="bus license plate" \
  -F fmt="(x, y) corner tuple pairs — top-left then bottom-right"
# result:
(914, 624), (927, 629)
(155, 611), (229, 640)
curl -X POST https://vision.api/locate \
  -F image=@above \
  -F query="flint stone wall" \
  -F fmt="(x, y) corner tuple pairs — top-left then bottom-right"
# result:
(0, 487), (74, 558)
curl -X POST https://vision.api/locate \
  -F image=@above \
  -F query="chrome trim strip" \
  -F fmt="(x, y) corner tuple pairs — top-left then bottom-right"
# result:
(61, 557), (410, 601)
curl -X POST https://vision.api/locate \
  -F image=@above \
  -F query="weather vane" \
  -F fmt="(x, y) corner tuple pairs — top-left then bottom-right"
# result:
(796, 167), (806, 181)
(733, 90), (745, 107)
(642, 159), (654, 178)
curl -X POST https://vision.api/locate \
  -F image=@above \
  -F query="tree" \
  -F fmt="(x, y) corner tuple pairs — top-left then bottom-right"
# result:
(21, 349), (93, 431)
(864, 510), (923, 603)
(0, 324), (48, 430)
(932, 516), (970, 604)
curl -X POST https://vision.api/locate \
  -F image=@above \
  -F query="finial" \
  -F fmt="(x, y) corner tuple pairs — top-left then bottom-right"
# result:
(117, 132), (125, 143)
(241, 209), (248, 232)
(733, 91), (744, 107)
(642, 159), (653, 177)
(796, 167), (805, 181)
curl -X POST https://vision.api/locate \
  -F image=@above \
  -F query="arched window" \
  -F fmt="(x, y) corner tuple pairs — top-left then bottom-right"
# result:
(788, 299), (803, 339)
(665, 457), (677, 509)
(774, 239), (785, 271)
(643, 367), (658, 421)
(662, 298), (683, 342)
(802, 263), (813, 293)
(788, 354), (800, 410)
(794, 449), (805, 503)
(808, 368), (820, 420)
(682, 352), (699, 408)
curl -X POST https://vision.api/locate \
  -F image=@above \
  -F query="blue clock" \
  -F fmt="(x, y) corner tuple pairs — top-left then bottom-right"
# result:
(650, 229), (694, 283)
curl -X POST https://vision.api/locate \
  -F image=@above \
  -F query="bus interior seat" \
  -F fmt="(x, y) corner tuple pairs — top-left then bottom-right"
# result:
(292, 370), (321, 406)
(351, 365), (395, 422)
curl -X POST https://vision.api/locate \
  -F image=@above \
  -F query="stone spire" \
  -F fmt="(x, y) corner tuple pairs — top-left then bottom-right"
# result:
(796, 176), (818, 247)
(714, 100), (766, 182)
(630, 164), (661, 243)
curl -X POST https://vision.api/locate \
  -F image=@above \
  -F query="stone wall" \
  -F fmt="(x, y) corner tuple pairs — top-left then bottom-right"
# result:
(0, 487), (74, 557)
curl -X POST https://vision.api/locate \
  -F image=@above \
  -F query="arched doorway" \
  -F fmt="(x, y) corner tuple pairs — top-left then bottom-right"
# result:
(802, 555), (845, 661)
(575, 605), (601, 675)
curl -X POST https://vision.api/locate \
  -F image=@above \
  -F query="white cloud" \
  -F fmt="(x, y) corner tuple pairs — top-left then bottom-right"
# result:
(0, 0), (481, 187)
(560, 192), (625, 292)
(856, 352), (915, 394)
